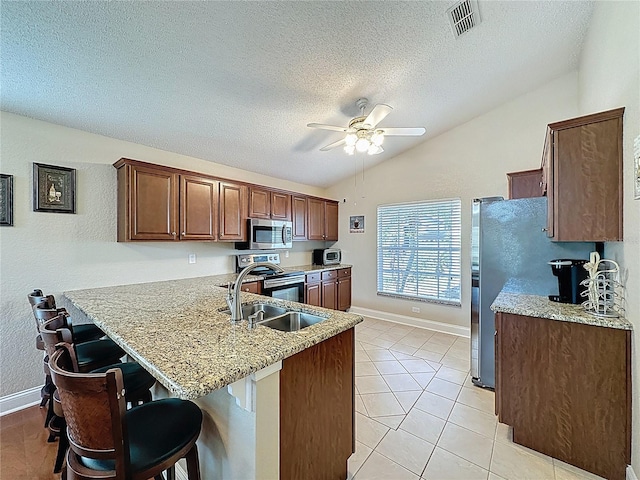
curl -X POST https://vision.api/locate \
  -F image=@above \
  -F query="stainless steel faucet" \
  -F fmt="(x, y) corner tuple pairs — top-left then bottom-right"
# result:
(226, 262), (284, 323)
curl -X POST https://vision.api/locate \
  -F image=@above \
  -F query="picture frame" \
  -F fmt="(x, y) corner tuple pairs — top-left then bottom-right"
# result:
(350, 215), (365, 233)
(0, 174), (13, 226)
(33, 163), (76, 214)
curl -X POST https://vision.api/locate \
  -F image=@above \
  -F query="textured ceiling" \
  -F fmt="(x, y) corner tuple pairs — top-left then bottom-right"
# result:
(1, 1), (593, 188)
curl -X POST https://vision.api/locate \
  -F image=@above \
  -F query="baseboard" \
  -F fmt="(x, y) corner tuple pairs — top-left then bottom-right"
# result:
(349, 305), (470, 338)
(628, 465), (638, 480)
(0, 386), (43, 416)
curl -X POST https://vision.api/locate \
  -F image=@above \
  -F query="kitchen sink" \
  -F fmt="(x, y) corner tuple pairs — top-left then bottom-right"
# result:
(258, 311), (327, 332)
(220, 303), (288, 319)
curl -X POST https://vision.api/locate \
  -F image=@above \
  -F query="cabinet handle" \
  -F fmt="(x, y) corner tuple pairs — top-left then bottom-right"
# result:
(542, 228), (548, 232)
(181, 232), (186, 237)
(539, 181), (543, 187)
(172, 232), (177, 237)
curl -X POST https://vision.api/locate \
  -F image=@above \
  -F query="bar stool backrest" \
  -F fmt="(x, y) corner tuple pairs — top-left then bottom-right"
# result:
(49, 347), (129, 478)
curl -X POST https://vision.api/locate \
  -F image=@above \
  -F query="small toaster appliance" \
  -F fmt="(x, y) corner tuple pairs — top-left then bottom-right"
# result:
(313, 248), (341, 266)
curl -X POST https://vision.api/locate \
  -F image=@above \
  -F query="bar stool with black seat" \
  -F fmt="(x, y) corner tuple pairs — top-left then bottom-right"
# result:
(49, 346), (203, 480)
(46, 343), (157, 474)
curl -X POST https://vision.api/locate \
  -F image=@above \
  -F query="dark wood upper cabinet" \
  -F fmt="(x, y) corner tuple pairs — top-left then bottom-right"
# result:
(219, 181), (248, 241)
(116, 161), (178, 241)
(292, 195), (307, 241)
(270, 191), (292, 221)
(325, 201), (339, 241)
(307, 198), (339, 241)
(544, 107), (624, 242)
(249, 187), (292, 221)
(506, 169), (543, 199)
(180, 175), (217, 241)
(115, 158), (337, 243)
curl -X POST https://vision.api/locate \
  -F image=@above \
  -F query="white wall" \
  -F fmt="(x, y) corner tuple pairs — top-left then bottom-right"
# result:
(327, 72), (580, 327)
(0, 112), (326, 397)
(577, 1), (640, 474)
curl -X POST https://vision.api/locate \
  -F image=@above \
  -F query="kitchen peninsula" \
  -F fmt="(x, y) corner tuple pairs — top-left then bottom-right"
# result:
(491, 283), (632, 480)
(63, 274), (363, 480)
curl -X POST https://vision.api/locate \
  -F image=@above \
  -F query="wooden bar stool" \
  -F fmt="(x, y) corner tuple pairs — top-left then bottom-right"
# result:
(49, 347), (202, 480)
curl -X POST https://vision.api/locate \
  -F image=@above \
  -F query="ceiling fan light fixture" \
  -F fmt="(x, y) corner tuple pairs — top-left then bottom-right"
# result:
(371, 131), (384, 146)
(367, 144), (383, 155)
(344, 145), (355, 155)
(345, 133), (358, 146)
(355, 137), (370, 152)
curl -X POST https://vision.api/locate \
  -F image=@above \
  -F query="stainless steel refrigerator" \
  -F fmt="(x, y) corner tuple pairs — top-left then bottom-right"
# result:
(470, 196), (593, 389)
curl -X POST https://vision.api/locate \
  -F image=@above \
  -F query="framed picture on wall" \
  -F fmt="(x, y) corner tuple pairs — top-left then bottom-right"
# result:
(33, 163), (76, 213)
(0, 174), (13, 226)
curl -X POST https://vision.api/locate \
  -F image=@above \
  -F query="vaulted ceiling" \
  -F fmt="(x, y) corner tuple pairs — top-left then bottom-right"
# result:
(1, 1), (593, 187)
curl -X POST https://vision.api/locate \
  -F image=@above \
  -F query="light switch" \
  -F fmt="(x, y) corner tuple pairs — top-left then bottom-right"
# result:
(188, 254), (196, 264)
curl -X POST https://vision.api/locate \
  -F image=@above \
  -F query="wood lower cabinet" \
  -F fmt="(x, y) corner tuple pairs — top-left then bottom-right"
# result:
(280, 328), (354, 480)
(495, 312), (631, 480)
(219, 181), (248, 241)
(239, 280), (261, 294)
(305, 268), (351, 311)
(543, 107), (624, 241)
(506, 169), (543, 199)
(307, 198), (339, 241)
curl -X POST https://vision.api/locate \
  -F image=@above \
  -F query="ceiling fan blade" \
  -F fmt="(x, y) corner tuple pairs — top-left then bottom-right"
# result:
(380, 127), (426, 136)
(320, 138), (346, 151)
(363, 104), (393, 128)
(307, 123), (348, 132)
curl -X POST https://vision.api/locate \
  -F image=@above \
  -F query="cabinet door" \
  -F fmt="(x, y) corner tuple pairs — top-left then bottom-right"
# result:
(542, 130), (554, 237)
(307, 198), (326, 240)
(507, 169), (543, 199)
(305, 282), (321, 307)
(292, 195), (307, 240)
(180, 175), (217, 241)
(271, 191), (292, 221)
(249, 187), (271, 219)
(321, 280), (337, 310)
(219, 181), (248, 241)
(128, 164), (178, 241)
(337, 276), (351, 311)
(325, 201), (339, 241)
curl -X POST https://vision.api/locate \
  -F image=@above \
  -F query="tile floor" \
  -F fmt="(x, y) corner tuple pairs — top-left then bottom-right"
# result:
(348, 317), (604, 480)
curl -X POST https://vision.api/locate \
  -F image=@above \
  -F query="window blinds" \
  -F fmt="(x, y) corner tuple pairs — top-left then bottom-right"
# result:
(377, 199), (462, 305)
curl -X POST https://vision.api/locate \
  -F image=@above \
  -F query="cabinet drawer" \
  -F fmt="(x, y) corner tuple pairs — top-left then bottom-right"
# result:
(321, 270), (337, 281)
(240, 281), (261, 294)
(306, 273), (321, 284)
(338, 268), (351, 278)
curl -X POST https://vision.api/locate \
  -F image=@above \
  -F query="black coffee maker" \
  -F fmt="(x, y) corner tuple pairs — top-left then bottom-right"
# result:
(548, 259), (589, 304)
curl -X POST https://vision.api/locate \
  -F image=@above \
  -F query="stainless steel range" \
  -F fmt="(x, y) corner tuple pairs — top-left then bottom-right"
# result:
(236, 253), (305, 303)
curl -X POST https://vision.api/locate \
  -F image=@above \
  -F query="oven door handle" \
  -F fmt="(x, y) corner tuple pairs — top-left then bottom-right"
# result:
(263, 275), (305, 289)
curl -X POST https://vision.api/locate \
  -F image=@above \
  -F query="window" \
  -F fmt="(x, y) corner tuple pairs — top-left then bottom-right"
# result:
(377, 199), (462, 305)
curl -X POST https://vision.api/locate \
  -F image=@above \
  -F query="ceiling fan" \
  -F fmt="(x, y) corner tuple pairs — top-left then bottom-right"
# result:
(307, 98), (426, 155)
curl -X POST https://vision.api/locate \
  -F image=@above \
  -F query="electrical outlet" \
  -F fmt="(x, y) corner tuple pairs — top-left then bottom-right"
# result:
(188, 254), (196, 264)
(285, 251), (289, 258)
(412, 307), (420, 313)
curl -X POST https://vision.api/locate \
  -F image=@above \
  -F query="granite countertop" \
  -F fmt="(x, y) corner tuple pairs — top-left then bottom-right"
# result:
(64, 274), (363, 400)
(215, 265), (352, 286)
(491, 279), (632, 330)
(285, 263), (352, 274)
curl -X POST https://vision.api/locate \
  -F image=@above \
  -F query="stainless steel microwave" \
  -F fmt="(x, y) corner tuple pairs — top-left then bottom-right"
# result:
(238, 218), (293, 250)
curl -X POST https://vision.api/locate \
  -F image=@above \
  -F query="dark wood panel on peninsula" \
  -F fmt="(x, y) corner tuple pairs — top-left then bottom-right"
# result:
(280, 327), (354, 480)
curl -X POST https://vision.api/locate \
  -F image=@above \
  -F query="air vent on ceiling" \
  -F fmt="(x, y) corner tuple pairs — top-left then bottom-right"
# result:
(447, 0), (481, 38)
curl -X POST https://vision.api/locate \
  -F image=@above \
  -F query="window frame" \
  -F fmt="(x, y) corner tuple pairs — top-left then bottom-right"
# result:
(376, 198), (462, 306)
